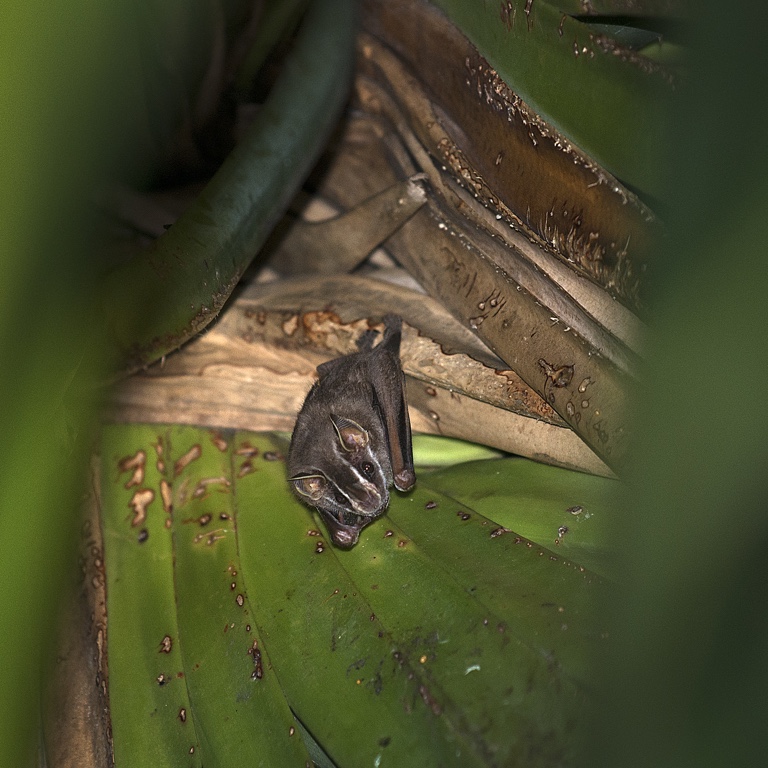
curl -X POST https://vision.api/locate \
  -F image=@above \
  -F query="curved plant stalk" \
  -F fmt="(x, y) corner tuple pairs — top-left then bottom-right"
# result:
(353, 57), (643, 372)
(99, 0), (356, 374)
(310, 108), (633, 471)
(233, 0), (310, 97)
(358, 4), (659, 312)
(267, 175), (427, 275)
(418, 0), (676, 199)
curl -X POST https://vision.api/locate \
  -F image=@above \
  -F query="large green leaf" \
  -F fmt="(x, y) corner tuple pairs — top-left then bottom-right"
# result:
(420, 457), (616, 579)
(101, 425), (611, 765)
(101, 426), (202, 767)
(101, 424), (312, 766)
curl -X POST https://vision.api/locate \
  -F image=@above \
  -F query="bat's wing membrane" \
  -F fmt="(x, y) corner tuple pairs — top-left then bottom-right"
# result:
(369, 316), (415, 492)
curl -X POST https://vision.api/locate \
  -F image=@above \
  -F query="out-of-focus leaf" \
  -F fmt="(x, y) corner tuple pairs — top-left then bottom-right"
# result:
(99, 0), (356, 373)
(590, 3), (768, 767)
(0, 2), (138, 764)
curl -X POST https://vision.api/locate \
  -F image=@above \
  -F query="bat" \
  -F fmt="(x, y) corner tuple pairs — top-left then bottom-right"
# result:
(288, 314), (415, 548)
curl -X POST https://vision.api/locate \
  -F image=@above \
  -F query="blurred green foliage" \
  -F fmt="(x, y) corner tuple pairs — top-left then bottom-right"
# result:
(0, 3), (135, 765)
(588, 4), (768, 767)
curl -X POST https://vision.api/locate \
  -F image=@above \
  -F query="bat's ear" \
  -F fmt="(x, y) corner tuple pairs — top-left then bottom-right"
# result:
(330, 415), (369, 452)
(291, 474), (327, 501)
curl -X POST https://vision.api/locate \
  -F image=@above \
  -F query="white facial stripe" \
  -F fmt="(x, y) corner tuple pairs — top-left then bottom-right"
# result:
(332, 466), (381, 513)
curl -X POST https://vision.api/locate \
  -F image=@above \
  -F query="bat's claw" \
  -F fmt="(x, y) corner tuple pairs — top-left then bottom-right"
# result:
(394, 468), (416, 492)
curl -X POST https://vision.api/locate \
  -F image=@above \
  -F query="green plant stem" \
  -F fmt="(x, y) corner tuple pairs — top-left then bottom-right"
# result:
(100, 0), (356, 374)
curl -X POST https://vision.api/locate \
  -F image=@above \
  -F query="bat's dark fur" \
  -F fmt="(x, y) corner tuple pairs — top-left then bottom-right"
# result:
(288, 315), (415, 548)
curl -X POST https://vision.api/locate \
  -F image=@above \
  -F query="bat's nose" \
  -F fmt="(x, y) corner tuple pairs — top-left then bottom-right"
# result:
(348, 480), (384, 515)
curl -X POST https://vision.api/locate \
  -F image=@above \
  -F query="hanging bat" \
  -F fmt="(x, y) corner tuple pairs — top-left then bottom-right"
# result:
(288, 315), (415, 549)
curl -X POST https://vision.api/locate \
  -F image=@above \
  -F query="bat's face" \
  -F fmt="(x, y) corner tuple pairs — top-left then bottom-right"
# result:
(290, 415), (392, 549)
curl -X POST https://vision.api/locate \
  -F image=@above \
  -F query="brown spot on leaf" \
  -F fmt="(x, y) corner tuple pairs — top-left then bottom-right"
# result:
(210, 432), (228, 452)
(118, 450), (146, 489)
(193, 529), (226, 546)
(418, 684), (442, 716)
(159, 479), (173, 514)
(128, 488), (154, 527)
(192, 476), (231, 498)
(538, 358), (574, 388)
(248, 639), (264, 680)
(174, 445), (202, 477)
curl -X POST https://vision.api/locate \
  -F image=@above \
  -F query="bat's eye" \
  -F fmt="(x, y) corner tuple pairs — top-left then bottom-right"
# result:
(361, 461), (375, 480)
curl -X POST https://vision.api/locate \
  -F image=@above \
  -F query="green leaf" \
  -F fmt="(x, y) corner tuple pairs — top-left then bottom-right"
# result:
(101, 425), (312, 766)
(420, 457), (617, 579)
(101, 425), (202, 767)
(412, 435), (503, 467)
(101, 426), (611, 765)
(169, 426), (311, 766)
